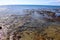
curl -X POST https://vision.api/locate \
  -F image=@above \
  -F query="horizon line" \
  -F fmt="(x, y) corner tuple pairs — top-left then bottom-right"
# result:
(0, 4), (60, 6)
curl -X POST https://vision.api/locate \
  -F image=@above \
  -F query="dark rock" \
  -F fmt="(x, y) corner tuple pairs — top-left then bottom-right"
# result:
(0, 27), (2, 29)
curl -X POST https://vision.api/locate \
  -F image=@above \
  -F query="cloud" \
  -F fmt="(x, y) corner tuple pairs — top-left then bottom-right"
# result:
(50, 0), (60, 2)
(0, 0), (60, 5)
(56, 0), (60, 2)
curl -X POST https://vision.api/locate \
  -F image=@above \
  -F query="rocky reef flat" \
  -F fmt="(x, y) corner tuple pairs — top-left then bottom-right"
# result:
(0, 8), (60, 40)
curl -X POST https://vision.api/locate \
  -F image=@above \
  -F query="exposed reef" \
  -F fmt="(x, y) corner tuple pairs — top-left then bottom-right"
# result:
(0, 8), (60, 40)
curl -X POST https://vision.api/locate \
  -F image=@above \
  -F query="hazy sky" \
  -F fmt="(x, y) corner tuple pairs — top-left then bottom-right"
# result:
(0, 0), (60, 5)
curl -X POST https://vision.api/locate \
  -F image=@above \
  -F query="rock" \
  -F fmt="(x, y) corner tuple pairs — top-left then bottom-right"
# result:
(0, 9), (60, 40)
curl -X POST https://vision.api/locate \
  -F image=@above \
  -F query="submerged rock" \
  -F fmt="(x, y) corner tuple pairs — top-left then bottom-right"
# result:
(0, 9), (60, 40)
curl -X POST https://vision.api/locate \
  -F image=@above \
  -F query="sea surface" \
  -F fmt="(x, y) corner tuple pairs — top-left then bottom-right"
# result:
(0, 5), (60, 16)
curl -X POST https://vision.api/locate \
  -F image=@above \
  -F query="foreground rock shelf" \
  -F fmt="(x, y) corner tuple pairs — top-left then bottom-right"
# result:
(0, 9), (60, 40)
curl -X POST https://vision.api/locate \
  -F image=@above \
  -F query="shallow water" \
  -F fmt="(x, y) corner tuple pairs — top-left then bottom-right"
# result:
(0, 5), (60, 40)
(0, 5), (60, 15)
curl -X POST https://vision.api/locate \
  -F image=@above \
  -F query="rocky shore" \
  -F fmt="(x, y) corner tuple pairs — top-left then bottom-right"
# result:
(0, 8), (60, 40)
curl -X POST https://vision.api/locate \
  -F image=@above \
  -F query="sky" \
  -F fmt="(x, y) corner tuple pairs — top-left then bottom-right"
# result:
(0, 0), (60, 5)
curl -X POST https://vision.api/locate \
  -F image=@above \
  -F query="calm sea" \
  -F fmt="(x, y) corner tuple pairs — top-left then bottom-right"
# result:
(0, 5), (60, 15)
(0, 5), (60, 9)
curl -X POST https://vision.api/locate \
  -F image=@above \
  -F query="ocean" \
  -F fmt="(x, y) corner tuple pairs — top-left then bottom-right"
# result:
(0, 5), (60, 9)
(0, 5), (60, 15)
